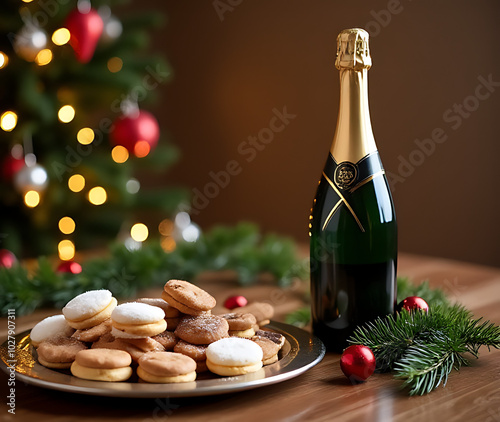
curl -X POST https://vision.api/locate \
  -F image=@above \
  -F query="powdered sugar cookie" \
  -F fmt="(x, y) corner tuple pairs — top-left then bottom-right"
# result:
(30, 315), (74, 347)
(206, 337), (263, 376)
(63, 290), (117, 330)
(111, 302), (167, 338)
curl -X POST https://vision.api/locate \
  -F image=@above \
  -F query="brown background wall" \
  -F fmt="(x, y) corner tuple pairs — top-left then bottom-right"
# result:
(132, 0), (500, 268)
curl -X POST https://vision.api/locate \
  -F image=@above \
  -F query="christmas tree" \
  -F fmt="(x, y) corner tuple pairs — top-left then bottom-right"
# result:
(0, 0), (188, 259)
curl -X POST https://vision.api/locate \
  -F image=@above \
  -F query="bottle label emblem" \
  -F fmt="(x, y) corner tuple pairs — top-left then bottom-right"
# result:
(334, 162), (357, 190)
(320, 152), (386, 232)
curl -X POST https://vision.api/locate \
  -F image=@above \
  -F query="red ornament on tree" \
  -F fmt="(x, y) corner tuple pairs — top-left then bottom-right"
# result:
(397, 296), (429, 313)
(2, 155), (24, 181)
(57, 261), (83, 274)
(340, 345), (376, 383)
(224, 295), (248, 310)
(0, 249), (17, 268)
(110, 110), (160, 158)
(65, 8), (104, 63)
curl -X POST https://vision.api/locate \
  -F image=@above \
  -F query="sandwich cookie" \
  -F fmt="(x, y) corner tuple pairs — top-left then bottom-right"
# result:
(63, 290), (117, 330)
(162, 279), (216, 316)
(92, 333), (165, 362)
(136, 297), (182, 331)
(206, 337), (263, 376)
(30, 315), (75, 347)
(254, 329), (285, 348)
(174, 340), (208, 372)
(71, 319), (112, 343)
(232, 302), (274, 328)
(111, 302), (167, 339)
(137, 351), (197, 383)
(71, 349), (132, 382)
(175, 315), (229, 345)
(251, 335), (282, 365)
(220, 313), (257, 338)
(36, 337), (86, 369)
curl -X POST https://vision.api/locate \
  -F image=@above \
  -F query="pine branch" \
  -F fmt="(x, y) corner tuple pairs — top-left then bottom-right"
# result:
(349, 304), (500, 395)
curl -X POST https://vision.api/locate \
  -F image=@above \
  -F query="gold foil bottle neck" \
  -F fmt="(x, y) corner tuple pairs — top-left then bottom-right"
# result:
(335, 28), (372, 71)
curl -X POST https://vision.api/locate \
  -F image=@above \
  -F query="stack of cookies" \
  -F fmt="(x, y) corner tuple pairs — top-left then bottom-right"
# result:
(30, 279), (284, 384)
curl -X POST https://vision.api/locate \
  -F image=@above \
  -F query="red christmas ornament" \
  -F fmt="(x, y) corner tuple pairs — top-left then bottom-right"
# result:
(0, 249), (17, 268)
(2, 155), (24, 180)
(340, 345), (376, 383)
(110, 110), (160, 157)
(65, 8), (104, 63)
(224, 295), (248, 310)
(398, 296), (429, 313)
(57, 261), (83, 274)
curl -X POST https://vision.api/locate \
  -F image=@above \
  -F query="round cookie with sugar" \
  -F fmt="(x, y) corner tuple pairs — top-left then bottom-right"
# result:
(137, 351), (197, 383)
(71, 349), (132, 382)
(30, 315), (75, 347)
(220, 313), (257, 338)
(36, 337), (87, 369)
(231, 302), (274, 327)
(63, 290), (117, 330)
(111, 302), (167, 338)
(162, 279), (216, 316)
(206, 337), (263, 376)
(251, 335), (282, 365)
(174, 341), (208, 372)
(175, 315), (229, 345)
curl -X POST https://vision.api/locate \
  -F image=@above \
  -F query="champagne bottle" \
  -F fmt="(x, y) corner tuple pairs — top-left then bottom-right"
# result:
(309, 28), (397, 352)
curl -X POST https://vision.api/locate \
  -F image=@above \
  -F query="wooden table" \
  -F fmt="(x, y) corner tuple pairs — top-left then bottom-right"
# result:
(1, 253), (500, 422)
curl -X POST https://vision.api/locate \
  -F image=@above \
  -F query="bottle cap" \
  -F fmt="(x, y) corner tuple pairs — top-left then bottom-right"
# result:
(335, 28), (372, 71)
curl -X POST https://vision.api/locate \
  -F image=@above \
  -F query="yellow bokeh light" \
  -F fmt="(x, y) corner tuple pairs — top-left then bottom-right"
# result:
(22, 0), (34, 3)
(52, 28), (70, 46)
(130, 223), (149, 242)
(35, 49), (53, 66)
(134, 140), (151, 158)
(58, 239), (75, 261)
(1, 111), (18, 132)
(58, 105), (75, 123)
(58, 216), (76, 235)
(161, 236), (176, 253)
(107, 57), (123, 73)
(68, 174), (85, 192)
(24, 190), (40, 207)
(158, 219), (174, 236)
(77, 127), (95, 145)
(111, 145), (129, 163)
(88, 186), (107, 205)
(0, 52), (8, 69)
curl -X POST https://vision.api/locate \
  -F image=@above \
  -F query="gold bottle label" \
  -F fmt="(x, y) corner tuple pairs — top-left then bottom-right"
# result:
(321, 152), (385, 232)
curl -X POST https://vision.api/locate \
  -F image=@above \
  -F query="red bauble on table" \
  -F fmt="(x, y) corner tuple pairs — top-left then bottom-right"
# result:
(57, 261), (83, 274)
(340, 345), (376, 383)
(224, 295), (248, 310)
(65, 8), (104, 63)
(110, 110), (160, 158)
(0, 249), (17, 268)
(398, 296), (429, 313)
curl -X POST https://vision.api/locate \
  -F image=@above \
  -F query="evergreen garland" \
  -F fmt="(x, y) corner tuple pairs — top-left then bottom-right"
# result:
(0, 223), (308, 316)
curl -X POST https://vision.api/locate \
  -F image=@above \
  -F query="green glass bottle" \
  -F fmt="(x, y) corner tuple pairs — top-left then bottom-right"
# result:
(310, 28), (397, 352)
